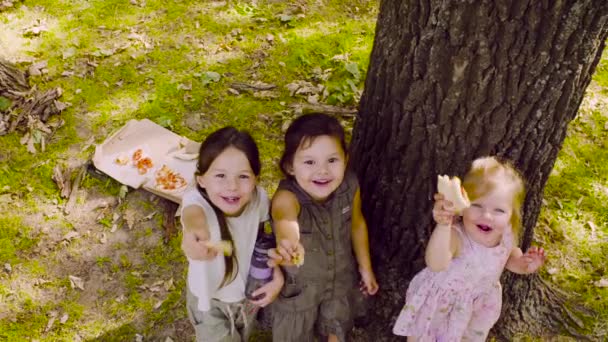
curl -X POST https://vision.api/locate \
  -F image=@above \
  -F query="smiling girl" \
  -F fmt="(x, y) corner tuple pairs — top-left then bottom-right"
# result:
(393, 157), (546, 341)
(268, 113), (379, 342)
(180, 127), (284, 342)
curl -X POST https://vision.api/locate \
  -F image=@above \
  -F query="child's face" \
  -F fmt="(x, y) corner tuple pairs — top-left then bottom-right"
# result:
(461, 185), (514, 247)
(197, 147), (257, 216)
(288, 135), (346, 202)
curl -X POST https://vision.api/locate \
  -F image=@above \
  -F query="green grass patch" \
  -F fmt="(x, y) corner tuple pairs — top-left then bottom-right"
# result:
(0, 216), (38, 264)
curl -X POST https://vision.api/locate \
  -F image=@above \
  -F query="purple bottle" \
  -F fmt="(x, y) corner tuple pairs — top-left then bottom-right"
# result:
(245, 222), (276, 300)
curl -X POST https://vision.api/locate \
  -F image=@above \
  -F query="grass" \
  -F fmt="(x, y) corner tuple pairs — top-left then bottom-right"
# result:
(0, 0), (606, 340)
(535, 69), (608, 336)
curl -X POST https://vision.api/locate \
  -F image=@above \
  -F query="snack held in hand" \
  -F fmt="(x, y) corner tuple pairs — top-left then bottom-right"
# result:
(203, 240), (233, 256)
(291, 252), (304, 267)
(437, 175), (470, 213)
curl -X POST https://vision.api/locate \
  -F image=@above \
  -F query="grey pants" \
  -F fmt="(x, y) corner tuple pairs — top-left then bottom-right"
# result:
(186, 288), (259, 342)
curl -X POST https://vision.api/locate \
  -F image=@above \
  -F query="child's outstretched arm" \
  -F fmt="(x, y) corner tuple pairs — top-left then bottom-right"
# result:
(351, 188), (379, 295)
(268, 189), (305, 266)
(425, 193), (460, 272)
(505, 246), (546, 274)
(181, 205), (219, 261)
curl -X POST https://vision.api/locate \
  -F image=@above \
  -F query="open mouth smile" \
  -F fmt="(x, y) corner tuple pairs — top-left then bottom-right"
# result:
(221, 196), (240, 204)
(312, 179), (331, 186)
(477, 224), (493, 232)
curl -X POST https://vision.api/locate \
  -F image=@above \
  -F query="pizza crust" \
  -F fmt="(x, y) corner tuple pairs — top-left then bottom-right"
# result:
(437, 175), (471, 214)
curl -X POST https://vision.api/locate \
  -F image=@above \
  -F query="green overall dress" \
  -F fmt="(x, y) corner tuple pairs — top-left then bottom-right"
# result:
(272, 170), (359, 342)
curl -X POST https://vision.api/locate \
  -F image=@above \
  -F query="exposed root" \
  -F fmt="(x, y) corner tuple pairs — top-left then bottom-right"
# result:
(493, 273), (594, 341)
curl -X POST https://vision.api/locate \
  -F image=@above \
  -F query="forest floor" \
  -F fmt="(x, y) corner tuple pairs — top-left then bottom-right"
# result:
(0, 1), (606, 341)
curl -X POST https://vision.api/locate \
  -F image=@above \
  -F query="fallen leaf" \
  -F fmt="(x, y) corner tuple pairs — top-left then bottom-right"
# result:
(62, 48), (76, 59)
(28, 60), (48, 76)
(594, 278), (608, 287)
(164, 278), (174, 291)
(587, 221), (598, 240)
(278, 14), (293, 22)
(62, 231), (80, 241)
(34, 278), (51, 286)
(331, 53), (350, 62)
(24, 23), (49, 36)
(45, 311), (58, 332)
(26, 135), (37, 154)
(143, 211), (156, 221)
(124, 209), (138, 229)
(68, 275), (85, 290)
(253, 90), (279, 99)
(154, 300), (164, 310)
(177, 83), (192, 91)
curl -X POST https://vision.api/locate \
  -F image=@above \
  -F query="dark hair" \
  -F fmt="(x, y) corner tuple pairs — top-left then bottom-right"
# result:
(196, 126), (261, 288)
(279, 113), (347, 177)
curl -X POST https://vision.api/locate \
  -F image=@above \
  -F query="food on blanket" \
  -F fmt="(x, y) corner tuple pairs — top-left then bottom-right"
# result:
(136, 157), (154, 174)
(437, 175), (470, 214)
(204, 240), (233, 256)
(114, 155), (129, 165)
(155, 164), (187, 192)
(132, 148), (143, 164)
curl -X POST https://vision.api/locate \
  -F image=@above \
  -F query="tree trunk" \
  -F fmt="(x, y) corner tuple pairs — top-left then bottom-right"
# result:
(350, 0), (608, 340)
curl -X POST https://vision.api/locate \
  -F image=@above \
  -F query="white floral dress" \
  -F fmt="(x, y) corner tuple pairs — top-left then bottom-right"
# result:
(392, 224), (513, 341)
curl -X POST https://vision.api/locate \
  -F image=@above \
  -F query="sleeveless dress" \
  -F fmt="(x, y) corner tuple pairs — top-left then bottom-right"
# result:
(272, 170), (359, 342)
(392, 224), (514, 341)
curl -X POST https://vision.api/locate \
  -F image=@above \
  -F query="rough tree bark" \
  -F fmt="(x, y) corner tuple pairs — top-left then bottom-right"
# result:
(350, 1), (608, 340)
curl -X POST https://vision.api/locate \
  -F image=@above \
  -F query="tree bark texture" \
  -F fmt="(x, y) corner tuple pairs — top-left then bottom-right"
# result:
(350, 1), (608, 340)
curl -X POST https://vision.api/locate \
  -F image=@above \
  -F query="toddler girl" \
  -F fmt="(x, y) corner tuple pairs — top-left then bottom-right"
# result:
(269, 113), (379, 342)
(393, 156), (546, 341)
(180, 127), (284, 342)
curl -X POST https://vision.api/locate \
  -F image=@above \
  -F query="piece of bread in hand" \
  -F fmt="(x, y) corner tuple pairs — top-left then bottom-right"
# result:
(291, 252), (304, 267)
(437, 175), (471, 214)
(203, 240), (233, 256)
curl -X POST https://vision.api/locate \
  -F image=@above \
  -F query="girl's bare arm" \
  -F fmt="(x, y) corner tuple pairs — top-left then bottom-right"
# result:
(269, 190), (303, 265)
(425, 194), (460, 272)
(351, 188), (379, 295)
(181, 205), (218, 261)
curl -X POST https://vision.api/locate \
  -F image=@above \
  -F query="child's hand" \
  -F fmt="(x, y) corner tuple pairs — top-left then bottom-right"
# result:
(181, 229), (219, 261)
(432, 193), (456, 226)
(250, 267), (284, 307)
(267, 239), (305, 267)
(522, 246), (546, 273)
(359, 268), (379, 295)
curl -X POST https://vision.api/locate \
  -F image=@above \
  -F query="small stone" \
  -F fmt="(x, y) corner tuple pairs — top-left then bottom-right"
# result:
(4, 263), (11, 273)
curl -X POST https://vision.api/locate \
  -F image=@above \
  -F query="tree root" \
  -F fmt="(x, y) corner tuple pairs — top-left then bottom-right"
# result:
(493, 273), (595, 341)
